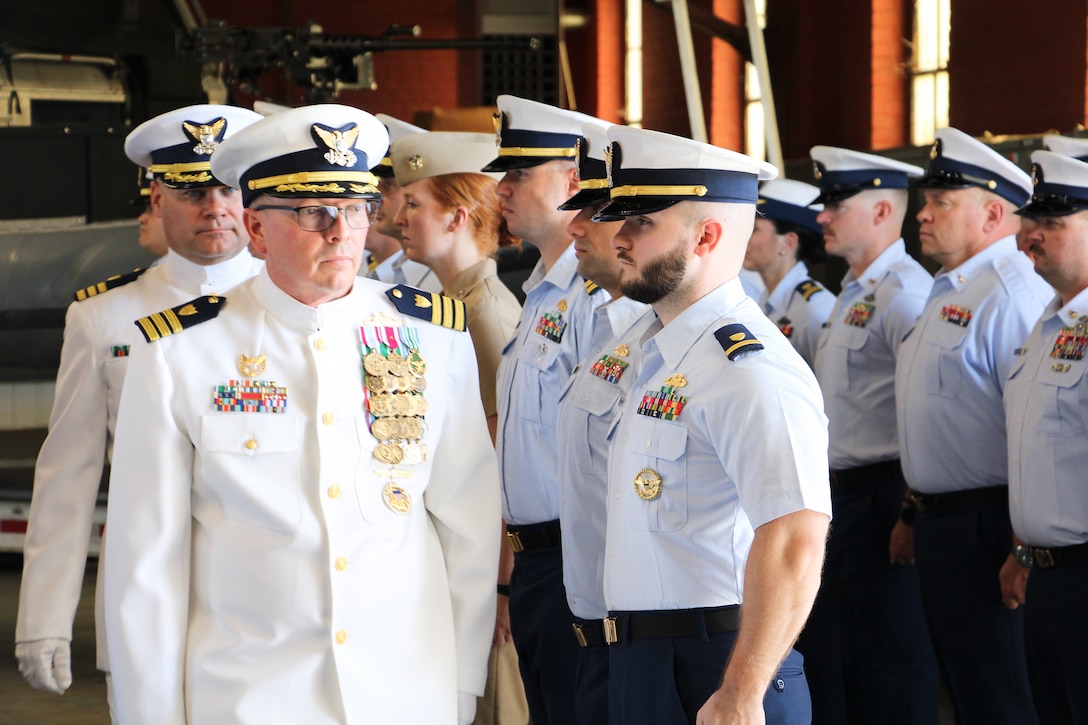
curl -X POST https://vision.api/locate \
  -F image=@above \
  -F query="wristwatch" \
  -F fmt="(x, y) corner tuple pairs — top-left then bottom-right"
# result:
(1013, 544), (1034, 570)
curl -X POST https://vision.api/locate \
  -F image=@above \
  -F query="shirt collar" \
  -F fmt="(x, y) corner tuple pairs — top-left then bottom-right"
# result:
(523, 243), (578, 295)
(841, 238), (907, 294)
(161, 247), (259, 292)
(447, 258), (497, 299)
(252, 267), (370, 333)
(644, 277), (749, 370)
(596, 296), (651, 341)
(1048, 286), (1088, 327)
(935, 235), (1016, 292)
(763, 261), (809, 314)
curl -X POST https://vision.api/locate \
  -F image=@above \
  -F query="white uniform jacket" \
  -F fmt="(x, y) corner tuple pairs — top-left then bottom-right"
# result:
(17, 249), (262, 669)
(104, 271), (500, 724)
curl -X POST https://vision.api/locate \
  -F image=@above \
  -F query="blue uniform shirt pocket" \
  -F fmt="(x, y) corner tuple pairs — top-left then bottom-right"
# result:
(624, 419), (689, 532)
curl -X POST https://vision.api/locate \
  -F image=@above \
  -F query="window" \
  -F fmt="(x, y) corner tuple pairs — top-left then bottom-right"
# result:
(911, 0), (951, 146)
(743, 0), (767, 160)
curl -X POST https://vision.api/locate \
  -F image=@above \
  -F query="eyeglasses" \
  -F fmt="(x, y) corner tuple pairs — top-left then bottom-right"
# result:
(253, 202), (381, 231)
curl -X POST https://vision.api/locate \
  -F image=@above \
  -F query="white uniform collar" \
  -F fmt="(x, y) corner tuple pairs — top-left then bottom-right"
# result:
(251, 268), (376, 333)
(840, 238), (908, 293)
(935, 235), (1016, 291)
(523, 243), (578, 295)
(761, 261), (810, 315)
(645, 277), (749, 370)
(160, 247), (260, 294)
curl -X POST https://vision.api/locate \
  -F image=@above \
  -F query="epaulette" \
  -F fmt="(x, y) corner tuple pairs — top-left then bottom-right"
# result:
(134, 295), (225, 343)
(584, 278), (603, 295)
(385, 285), (466, 332)
(74, 268), (148, 302)
(713, 323), (765, 361)
(795, 279), (825, 302)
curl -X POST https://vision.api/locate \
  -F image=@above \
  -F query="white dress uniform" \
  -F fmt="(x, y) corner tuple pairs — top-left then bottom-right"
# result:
(104, 270), (499, 724)
(760, 261), (835, 369)
(556, 297), (652, 619)
(17, 249), (261, 672)
(604, 279), (831, 610)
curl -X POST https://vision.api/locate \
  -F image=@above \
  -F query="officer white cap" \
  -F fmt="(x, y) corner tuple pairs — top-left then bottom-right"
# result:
(915, 127), (1032, 207)
(558, 113), (614, 211)
(253, 100), (293, 116)
(809, 145), (924, 203)
(125, 104), (263, 188)
(210, 103), (388, 207)
(757, 179), (823, 234)
(390, 132), (502, 186)
(481, 95), (585, 172)
(1043, 134), (1088, 162)
(1016, 149), (1088, 218)
(374, 114), (426, 177)
(594, 126), (777, 222)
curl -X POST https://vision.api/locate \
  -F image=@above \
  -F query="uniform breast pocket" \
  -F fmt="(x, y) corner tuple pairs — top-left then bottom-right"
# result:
(922, 325), (969, 398)
(200, 415), (303, 532)
(839, 326), (871, 392)
(568, 378), (622, 474)
(624, 420), (688, 532)
(354, 415), (424, 526)
(516, 336), (564, 427)
(103, 357), (129, 415)
(1036, 361), (1087, 437)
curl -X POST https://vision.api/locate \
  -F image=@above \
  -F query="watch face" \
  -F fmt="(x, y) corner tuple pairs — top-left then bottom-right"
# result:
(1016, 546), (1034, 569)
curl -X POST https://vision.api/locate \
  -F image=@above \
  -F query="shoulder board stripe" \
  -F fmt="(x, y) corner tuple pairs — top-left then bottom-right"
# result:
(74, 268), (148, 302)
(713, 323), (765, 361)
(584, 278), (602, 295)
(134, 295), (225, 343)
(385, 285), (467, 331)
(795, 279), (824, 302)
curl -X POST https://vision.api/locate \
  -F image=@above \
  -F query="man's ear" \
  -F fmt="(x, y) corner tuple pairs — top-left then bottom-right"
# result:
(693, 217), (724, 258)
(149, 180), (165, 219)
(244, 208), (269, 257)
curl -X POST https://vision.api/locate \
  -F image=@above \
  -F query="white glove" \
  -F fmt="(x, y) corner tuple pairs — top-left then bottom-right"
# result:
(457, 691), (478, 725)
(15, 638), (73, 694)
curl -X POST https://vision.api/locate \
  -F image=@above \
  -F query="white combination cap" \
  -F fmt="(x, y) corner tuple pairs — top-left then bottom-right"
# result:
(482, 95), (585, 172)
(809, 145), (924, 203)
(915, 127), (1032, 207)
(1043, 134), (1088, 162)
(1017, 149), (1088, 218)
(757, 179), (823, 233)
(374, 113), (427, 177)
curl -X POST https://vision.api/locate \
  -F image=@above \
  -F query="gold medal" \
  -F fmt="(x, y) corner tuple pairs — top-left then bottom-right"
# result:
(401, 417), (424, 439)
(401, 442), (426, 465)
(409, 396), (429, 416)
(364, 351), (389, 376)
(238, 353), (267, 378)
(382, 482), (412, 514)
(374, 442), (405, 465)
(633, 468), (663, 501)
(412, 376), (427, 393)
(386, 352), (410, 377)
(371, 418), (394, 440)
(407, 350), (427, 375)
(366, 374), (388, 393)
(368, 393), (396, 417)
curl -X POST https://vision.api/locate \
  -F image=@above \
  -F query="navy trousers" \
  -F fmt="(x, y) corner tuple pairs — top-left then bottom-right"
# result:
(508, 545), (580, 724)
(914, 504), (1037, 724)
(1024, 561), (1088, 725)
(796, 469), (939, 724)
(608, 627), (810, 724)
(574, 637), (609, 725)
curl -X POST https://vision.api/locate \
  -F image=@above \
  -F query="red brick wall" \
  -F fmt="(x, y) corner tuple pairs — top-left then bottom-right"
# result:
(594, 0), (625, 123)
(711, 0), (744, 150)
(870, 0), (906, 149)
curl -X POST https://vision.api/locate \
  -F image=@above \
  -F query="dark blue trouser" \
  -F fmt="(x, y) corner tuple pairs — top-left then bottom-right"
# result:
(608, 625), (809, 724)
(914, 503), (1037, 725)
(508, 545), (579, 724)
(574, 637), (609, 725)
(795, 469), (939, 725)
(1024, 561), (1088, 725)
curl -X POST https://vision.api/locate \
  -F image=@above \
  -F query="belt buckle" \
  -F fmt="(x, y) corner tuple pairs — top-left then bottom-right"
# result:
(603, 617), (619, 645)
(1033, 548), (1056, 568)
(571, 623), (588, 648)
(505, 531), (525, 553)
(907, 490), (926, 513)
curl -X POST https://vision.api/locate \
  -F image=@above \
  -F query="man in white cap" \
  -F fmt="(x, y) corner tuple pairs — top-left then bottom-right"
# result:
(15, 104), (263, 711)
(802, 145), (938, 724)
(367, 113), (441, 292)
(553, 114), (652, 723)
(743, 179), (835, 368)
(1007, 149), (1088, 724)
(481, 95), (610, 724)
(102, 104), (499, 725)
(893, 127), (1050, 724)
(596, 126), (831, 724)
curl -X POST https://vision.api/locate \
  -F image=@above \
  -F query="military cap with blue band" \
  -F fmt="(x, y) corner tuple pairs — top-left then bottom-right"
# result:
(125, 104), (263, 189)
(1016, 150), (1088, 218)
(1043, 134), (1088, 162)
(757, 179), (823, 234)
(558, 112), (614, 210)
(809, 145), (924, 204)
(593, 126), (777, 222)
(914, 127), (1032, 207)
(209, 104), (389, 207)
(481, 95), (585, 172)
(374, 113), (426, 178)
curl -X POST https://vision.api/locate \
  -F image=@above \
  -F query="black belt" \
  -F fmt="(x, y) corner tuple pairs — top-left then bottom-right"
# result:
(603, 606), (740, 645)
(907, 485), (1007, 514)
(505, 519), (561, 553)
(829, 459), (902, 488)
(571, 617), (607, 648)
(1032, 541), (1088, 569)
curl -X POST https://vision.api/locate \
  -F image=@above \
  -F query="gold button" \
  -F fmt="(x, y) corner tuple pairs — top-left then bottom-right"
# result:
(314, 338), (327, 351)
(245, 439), (258, 450)
(335, 556), (348, 571)
(322, 411), (335, 426)
(335, 629), (348, 645)
(328, 484), (341, 499)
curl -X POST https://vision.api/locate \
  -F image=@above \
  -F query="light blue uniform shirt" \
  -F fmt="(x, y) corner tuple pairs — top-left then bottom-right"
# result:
(759, 261), (837, 369)
(1006, 287), (1088, 547)
(366, 250), (441, 293)
(603, 278), (831, 611)
(496, 245), (609, 524)
(556, 297), (653, 619)
(815, 240), (932, 470)
(896, 238), (1051, 493)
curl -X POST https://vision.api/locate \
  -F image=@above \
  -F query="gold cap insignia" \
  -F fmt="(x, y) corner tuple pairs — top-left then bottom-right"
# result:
(633, 468), (663, 501)
(312, 123), (360, 168)
(929, 140), (940, 160)
(408, 154), (424, 170)
(812, 161), (823, 180)
(492, 112), (503, 145)
(664, 373), (687, 388)
(604, 143), (614, 183)
(182, 117), (227, 156)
